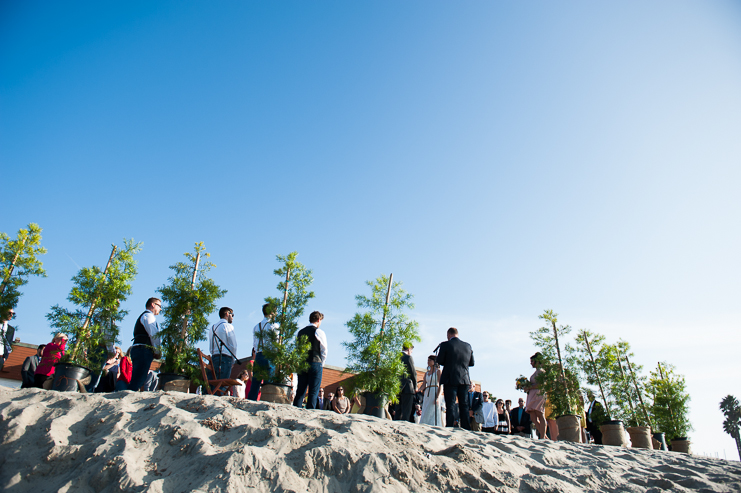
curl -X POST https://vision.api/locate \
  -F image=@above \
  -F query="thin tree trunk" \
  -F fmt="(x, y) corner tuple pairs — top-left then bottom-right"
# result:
(617, 355), (638, 424)
(376, 273), (393, 371)
(71, 244), (117, 362)
(0, 237), (26, 296)
(625, 354), (652, 428)
(278, 267), (290, 346)
(582, 330), (611, 420)
(551, 320), (570, 413)
(179, 251), (201, 351)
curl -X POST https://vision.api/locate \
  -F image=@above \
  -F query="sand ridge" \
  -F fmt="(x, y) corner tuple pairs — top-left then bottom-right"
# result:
(1, 388), (739, 492)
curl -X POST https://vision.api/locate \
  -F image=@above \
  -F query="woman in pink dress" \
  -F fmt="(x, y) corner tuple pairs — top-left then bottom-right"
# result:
(525, 352), (547, 439)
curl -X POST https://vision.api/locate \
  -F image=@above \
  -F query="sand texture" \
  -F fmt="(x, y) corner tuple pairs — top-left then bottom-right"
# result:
(1, 388), (740, 492)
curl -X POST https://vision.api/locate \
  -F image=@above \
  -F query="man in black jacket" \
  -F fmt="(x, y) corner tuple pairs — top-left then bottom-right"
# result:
(395, 342), (417, 422)
(510, 397), (533, 436)
(293, 311), (327, 410)
(467, 382), (483, 431)
(0, 308), (16, 371)
(437, 327), (475, 429)
(586, 390), (607, 444)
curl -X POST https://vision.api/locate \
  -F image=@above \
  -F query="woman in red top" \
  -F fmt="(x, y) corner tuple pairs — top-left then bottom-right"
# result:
(34, 333), (68, 388)
(115, 347), (133, 391)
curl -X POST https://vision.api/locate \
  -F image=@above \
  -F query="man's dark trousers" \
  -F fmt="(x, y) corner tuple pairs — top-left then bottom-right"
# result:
(444, 384), (471, 429)
(293, 362), (323, 409)
(396, 392), (415, 422)
(247, 351), (274, 401)
(128, 346), (155, 391)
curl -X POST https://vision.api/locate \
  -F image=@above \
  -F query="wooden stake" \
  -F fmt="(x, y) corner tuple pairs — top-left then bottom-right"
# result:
(179, 251), (201, 350)
(0, 237), (27, 296)
(616, 352), (639, 424)
(71, 244), (117, 362)
(582, 330), (612, 420)
(625, 354), (652, 428)
(551, 319), (572, 413)
(376, 273), (393, 370)
(278, 266), (290, 346)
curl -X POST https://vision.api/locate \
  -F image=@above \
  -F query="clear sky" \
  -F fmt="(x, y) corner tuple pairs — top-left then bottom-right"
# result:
(2, 1), (740, 459)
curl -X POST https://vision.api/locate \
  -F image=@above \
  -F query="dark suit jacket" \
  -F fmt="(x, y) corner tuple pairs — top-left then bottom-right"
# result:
(437, 337), (474, 386)
(400, 352), (417, 394)
(468, 391), (483, 412)
(510, 406), (532, 431)
(21, 355), (39, 387)
(2, 324), (15, 355)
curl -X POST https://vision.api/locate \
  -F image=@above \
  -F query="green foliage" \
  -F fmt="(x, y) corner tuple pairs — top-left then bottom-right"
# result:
(0, 223), (47, 320)
(258, 252), (314, 385)
(342, 274), (420, 405)
(530, 310), (583, 418)
(719, 395), (741, 460)
(599, 340), (652, 427)
(156, 242), (226, 383)
(47, 239), (141, 371)
(565, 329), (614, 420)
(647, 362), (692, 440)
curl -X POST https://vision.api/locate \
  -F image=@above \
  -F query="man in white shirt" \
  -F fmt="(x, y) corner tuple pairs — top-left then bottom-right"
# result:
(292, 311), (328, 410)
(209, 306), (237, 380)
(128, 298), (162, 391)
(0, 308), (16, 371)
(247, 303), (279, 401)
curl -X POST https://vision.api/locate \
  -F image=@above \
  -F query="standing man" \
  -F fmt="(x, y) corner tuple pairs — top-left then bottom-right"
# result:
(293, 311), (327, 410)
(210, 307), (237, 380)
(21, 344), (45, 388)
(395, 342), (417, 422)
(248, 303), (279, 401)
(437, 327), (475, 430)
(586, 390), (606, 444)
(510, 397), (532, 436)
(0, 308), (16, 371)
(128, 298), (162, 391)
(468, 382), (483, 431)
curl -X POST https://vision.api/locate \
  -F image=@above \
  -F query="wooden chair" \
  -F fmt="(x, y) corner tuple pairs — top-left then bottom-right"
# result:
(196, 349), (242, 396)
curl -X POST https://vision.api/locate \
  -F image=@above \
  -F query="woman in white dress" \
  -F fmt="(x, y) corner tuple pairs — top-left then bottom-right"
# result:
(419, 355), (444, 426)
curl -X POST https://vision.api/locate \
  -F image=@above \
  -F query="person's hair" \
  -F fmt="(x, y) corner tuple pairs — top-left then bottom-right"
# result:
(53, 332), (66, 341)
(428, 355), (437, 363)
(447, 327), (458, 337)
(262, 303), (274, 317)
(125, 347), (132, 357)
(530, 352), (543, 362)
(219, 307), (233, 319)
(496, 399), (504, 406)
(238, 370), (249, 379)
(505, 399), (511, 405)
(402, 341), (414, 350)
(37, 344), (46, 352)
(309, 311), (324, 323)
(146, 297), (161, 309)
(337, 386), (344, 391)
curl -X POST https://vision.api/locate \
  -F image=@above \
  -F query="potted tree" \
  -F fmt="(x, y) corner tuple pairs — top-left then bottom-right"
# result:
(255, 252), (313, 403)
(0, 223), (47, 329)
(719, 395), (741, 461)
(46, 240), (141, 391)
(647, 362), (692, 453)
(156, 242), (226, 391)
(342, 273), (420, 418)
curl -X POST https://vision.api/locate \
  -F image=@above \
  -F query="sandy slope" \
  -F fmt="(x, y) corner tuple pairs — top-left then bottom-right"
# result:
(1, 388), (739, 493)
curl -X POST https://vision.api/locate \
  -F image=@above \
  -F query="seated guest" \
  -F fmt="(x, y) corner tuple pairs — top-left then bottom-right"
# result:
(494, 399), (511, 434)
(34, 333), (68, 388)
(350, 393), (366, 414)
(324, 392), (335, 410)
(21, 345), (45, 388)
(115, 348), (133, 391)
(232, 370), (250, 399)
(510, 397), (532, 436)
(332, 386), (351, 414)
(480, 392), (498, 433)
(96, 347), (123, 393)
(316, 388), (325, 411)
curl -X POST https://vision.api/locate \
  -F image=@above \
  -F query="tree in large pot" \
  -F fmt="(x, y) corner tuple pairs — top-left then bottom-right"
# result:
(46, 240), (141, 391)
(254, 252), (314, 403)
(530, 310), (584, 442)
(0, 223), (47, 330)
(156, 242), (226, 391)
(647, 362), (692, 453)
(342, 273), (420, 419)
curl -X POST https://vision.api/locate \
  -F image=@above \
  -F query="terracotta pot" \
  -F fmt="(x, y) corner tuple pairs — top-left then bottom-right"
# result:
(670, 437), (691, 454)
(556, 415), (582, 443)
(163, 379), (191, 393)
(600, 420), (629, 447)
(627, 426), (653, 449)
(260, 383), (292, 404)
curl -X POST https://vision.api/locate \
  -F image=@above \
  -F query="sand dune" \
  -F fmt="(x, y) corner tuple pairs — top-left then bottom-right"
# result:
(1, 388), (739, 492)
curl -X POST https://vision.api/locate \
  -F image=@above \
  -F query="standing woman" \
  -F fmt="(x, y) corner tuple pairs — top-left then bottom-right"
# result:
(525, 352), (547, 439)
(419, 354), (443, 426)
(34, 333), (68, 388)
(494, 399), (512, 435)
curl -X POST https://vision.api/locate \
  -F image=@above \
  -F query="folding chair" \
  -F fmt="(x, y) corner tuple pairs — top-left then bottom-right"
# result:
(196, 348), (242, 396)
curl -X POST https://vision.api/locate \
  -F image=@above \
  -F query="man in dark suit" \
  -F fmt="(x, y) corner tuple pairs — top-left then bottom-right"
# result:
(437, 327), (475, 430)
(467, 382), (483, 431)
(586, 390), (607, 444)
(510, 397), (533, 436)
(21, 344), (45, 388)
(395, 342), (417, 422)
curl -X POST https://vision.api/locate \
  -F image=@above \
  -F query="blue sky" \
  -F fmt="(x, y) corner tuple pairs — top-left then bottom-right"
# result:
(2, 1), (740, 458)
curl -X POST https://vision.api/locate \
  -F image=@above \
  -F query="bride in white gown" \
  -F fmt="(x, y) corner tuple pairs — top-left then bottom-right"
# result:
(419, 355), (444, 426)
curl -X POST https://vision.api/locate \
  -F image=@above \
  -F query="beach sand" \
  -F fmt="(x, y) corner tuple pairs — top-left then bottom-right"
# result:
(1, 388), (739, 492)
